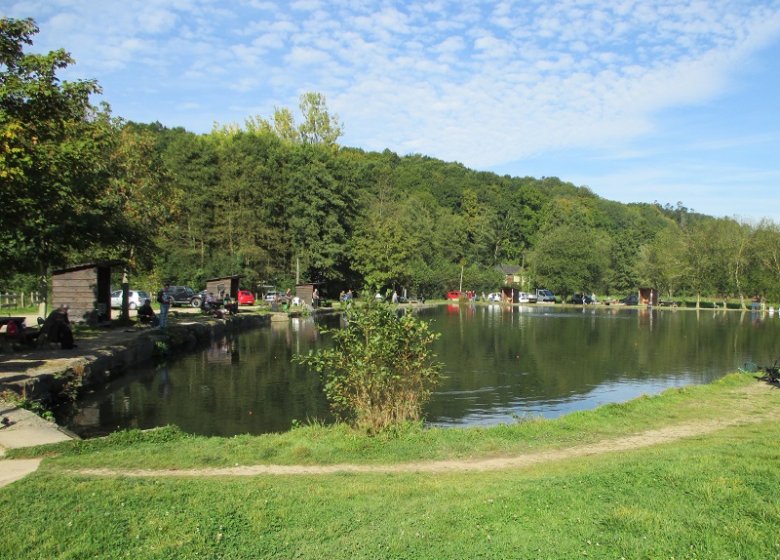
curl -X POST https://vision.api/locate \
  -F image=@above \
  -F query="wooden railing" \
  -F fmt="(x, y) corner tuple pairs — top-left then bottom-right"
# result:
(0, 291), (43, 310)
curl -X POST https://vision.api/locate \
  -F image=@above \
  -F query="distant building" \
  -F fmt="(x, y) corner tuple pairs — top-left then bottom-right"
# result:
(205, 276), (241, 300)
(496, 264), (523, 286)
(52, 261), (122, 324)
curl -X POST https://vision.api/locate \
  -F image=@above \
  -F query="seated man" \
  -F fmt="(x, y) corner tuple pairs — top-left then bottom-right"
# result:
(137, 299), (158, 326)
(40, 304), (76, 349)
(223, 296), (238, 316)
(201, 292), (220, 315)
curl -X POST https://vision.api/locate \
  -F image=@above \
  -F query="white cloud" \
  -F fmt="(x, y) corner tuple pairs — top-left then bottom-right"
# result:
(137, 8), (178, 34)
(12, 0), (780, 191)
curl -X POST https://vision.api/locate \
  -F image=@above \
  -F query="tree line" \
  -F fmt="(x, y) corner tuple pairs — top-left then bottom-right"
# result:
(3, 17), (780, 306)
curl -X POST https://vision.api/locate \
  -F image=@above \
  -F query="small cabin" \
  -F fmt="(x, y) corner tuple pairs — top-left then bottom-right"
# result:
(51, 261), (121, 324)
(205, 276), (241, 300)
(296, 283), (325, 306)
(496, 264), (522, 285)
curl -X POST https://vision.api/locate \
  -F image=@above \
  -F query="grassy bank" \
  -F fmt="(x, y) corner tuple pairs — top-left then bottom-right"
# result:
(1, 374), (779, 559)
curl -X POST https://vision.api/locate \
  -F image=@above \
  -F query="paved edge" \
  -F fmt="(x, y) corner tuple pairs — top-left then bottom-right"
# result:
(0, 400), (75, 488)
(0, 459), (43, 488)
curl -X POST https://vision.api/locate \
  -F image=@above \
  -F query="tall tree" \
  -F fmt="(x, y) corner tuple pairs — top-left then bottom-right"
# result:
(530, 223), (611, 298)
(297, 92), (343, 145)
(0, 17), (116, 280)
(747, 220), (780, 301)
(635, 223), (687, 299)
(284, 143), (356, 283)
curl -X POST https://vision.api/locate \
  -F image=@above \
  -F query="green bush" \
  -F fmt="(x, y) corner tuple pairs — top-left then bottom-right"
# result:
(295, 303), (441, 432)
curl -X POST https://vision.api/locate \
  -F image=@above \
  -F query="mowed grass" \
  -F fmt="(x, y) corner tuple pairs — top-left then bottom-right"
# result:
(1, 374), (779, 559)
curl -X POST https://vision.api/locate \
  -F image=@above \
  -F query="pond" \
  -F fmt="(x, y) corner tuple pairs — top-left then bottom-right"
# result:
(57, 304), (780, 438)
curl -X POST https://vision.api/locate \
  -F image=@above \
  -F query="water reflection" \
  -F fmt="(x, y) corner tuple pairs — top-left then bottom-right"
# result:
(58, 306), (780, 438)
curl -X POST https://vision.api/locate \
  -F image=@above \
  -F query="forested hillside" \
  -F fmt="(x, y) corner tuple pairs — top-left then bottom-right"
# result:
(3, 17), (780, 304)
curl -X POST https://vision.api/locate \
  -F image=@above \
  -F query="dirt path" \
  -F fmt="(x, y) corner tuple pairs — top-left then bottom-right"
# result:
(68, 382), (779, 479)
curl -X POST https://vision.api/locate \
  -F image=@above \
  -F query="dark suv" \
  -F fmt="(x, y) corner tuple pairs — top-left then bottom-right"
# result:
(168, 286), (199, 307)
(570, 293), (595, 305)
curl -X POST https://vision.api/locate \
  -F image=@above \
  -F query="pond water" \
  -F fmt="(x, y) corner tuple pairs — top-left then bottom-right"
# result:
(57, 305), (780, 438)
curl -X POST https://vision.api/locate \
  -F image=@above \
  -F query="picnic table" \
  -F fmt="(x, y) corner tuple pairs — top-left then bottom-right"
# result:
(0, 317), (40, 350)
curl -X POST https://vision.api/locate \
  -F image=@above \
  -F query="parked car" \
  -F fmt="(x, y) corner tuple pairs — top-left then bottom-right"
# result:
(518, 292), (538, 303)
(168, 286), (199, 307)
(237, 290), (255, 305)
(446, 290), (462, 300)
(619, 293), (639, 305)
(570, 293), (596, 305)
(486, 292), (501, 302)
(264, 290), (280, 302)
(535, 288), (556, 303)
(110, 290), (151, 310)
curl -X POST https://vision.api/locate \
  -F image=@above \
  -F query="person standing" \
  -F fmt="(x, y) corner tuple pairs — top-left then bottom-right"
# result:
(312, 287), (319, 309)
(158, 284), (173, 327)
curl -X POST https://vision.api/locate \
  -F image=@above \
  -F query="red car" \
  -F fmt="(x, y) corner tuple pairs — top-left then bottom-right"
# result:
(237, 290), (255, 305)
(446, 290), (462, 300)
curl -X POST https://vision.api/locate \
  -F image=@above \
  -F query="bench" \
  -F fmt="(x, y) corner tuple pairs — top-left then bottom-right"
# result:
(0, 317), (40, 350)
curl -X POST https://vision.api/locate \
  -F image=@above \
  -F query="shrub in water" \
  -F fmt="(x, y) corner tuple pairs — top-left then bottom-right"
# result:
(296, 303), (441, 432)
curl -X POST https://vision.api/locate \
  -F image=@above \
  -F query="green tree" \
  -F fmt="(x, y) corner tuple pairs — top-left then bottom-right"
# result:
(747, 220), (780, 301)
(154, 128), (220, 285)
(682, 219), (723, 307)
(635, 223), (687, 299)
(243, 91), (343, 146)
(99, 123), (174, 269)
(0, 17), (116, 280)
(297, 92), (343, 145)
(530, 223), (611, 298)
(283, 143), (357, 283)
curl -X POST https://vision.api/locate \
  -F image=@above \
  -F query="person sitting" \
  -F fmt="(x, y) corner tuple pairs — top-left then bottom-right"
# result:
(39, 304), (76, 349)
(224, 296), (238, 316)
(137, 299), (158, 326)
(201, 292), (220, 315)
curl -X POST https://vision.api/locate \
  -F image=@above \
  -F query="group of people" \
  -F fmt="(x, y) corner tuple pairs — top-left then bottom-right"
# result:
(134, 284), (176, 327)
(135, 284), (240, 327)
(134, 283), (174, 328)
(200, 291), (238, 318)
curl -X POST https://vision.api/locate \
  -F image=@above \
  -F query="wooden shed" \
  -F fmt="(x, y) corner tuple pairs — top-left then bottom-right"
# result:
(205, 276), (241, 300)
(51, 261), (120, 324)
(296, 283), (325, 306)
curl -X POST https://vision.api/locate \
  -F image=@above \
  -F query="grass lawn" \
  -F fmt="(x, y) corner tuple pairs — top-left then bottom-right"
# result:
(1, 374), (779, 559)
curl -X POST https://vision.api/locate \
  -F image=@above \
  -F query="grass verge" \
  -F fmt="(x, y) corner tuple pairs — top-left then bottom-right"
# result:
(1, 374), (778, 559)
(6, 373), (775, 469)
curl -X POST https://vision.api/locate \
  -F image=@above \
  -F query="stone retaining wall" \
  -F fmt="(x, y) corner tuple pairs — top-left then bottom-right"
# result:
(1, 314), (271, 406)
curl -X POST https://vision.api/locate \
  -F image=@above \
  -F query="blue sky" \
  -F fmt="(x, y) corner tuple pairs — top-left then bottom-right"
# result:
(6, 0), (780, 221)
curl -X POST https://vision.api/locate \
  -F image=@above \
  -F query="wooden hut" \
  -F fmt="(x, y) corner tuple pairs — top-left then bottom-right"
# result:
(496, 264), (522, 285)
(296, 283), (314, 306)
(51, 261), (120, 324)
(205, 275), (241, 300)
